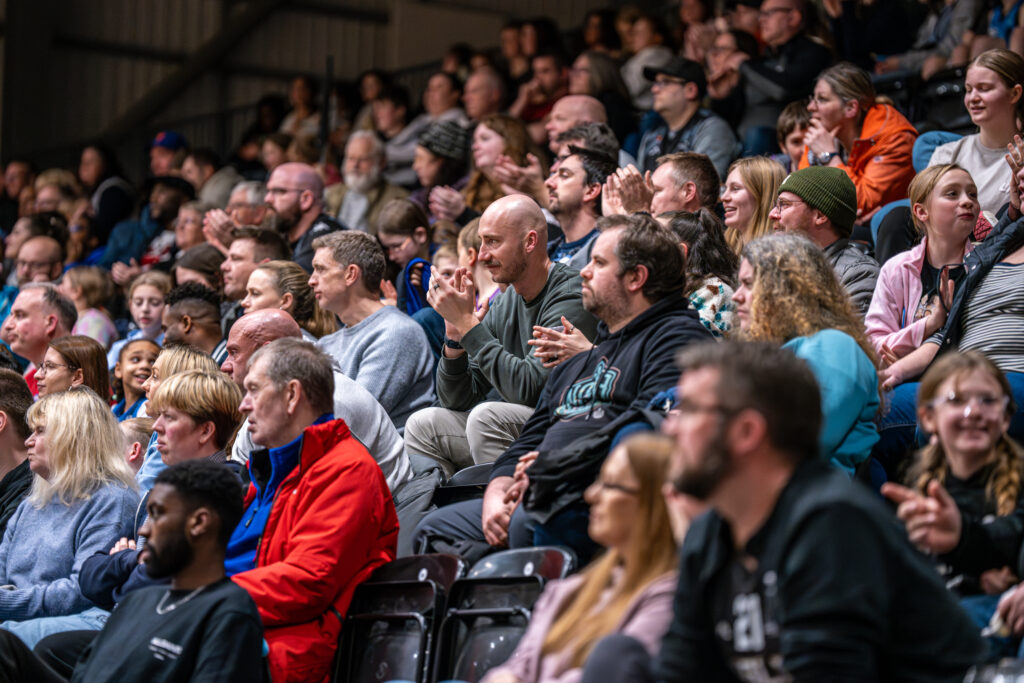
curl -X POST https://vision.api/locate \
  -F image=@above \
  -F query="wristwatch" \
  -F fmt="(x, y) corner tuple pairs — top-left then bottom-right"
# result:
(812, 150), (839, 166)
(443, 337), (463, 350)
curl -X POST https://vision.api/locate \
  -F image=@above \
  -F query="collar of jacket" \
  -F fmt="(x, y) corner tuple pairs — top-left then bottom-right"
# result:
(592, 291), (690, 343)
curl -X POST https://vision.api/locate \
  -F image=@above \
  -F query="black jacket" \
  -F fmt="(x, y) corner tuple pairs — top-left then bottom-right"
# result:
(738, 34), (832, 134)
(492, 295), (711, 521)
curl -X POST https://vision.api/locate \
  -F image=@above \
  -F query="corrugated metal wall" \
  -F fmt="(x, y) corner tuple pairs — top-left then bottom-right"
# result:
(5, 0), (622, 174)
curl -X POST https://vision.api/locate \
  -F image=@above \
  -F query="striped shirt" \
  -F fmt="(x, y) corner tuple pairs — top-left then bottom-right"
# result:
(960, 262), (1024, 372)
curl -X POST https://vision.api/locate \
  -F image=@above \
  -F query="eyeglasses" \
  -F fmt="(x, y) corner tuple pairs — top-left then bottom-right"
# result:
(16, 259), (57, 272)
(592, 479), (640, 495)
(652, 77), (687, 89)
(37, 361), (73, 377)
(930, 392), (1009, 417)
(773, 198), (805, 212)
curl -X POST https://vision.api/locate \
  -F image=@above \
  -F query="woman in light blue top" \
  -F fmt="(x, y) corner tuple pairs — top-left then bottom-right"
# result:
(732, 233), (881, 476)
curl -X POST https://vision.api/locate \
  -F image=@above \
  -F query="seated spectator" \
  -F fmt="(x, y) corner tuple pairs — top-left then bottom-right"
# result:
(102, 175), (194, 274)
(509, 49), (571, 146)
(231, 338), (399, 680)
(180, 148), (243, 210)
(771, 98), (812, 173)
(462, 67), (506, 123)
(16, 235), (64, 286)
(875, 0), (980, 79)
(219, 226), (292, 333)
(481, 434), (678, 683)
(173, 243), (225, 291)
(3, 212), (69, 289)
(953, 1), (1024, 61)
(406, 196), (598, 477)
(0, 387), (138, 648)
(161, 283), (227, 365)
(799, 62), (918, 222)
(413, 71), (467, 128)
(0, 460), (263, 682)
(770, 166), (880, 314)
(118, 417), (153, 474)
(172, 200), (212, 255)
(867, 165), (977, 374)
(76, 143), (134, 245)
(545, 146), (617, 269)
(240, 260), (337, 340)
(637, 57), (737, 178)
(33, 170), (82, 222)
(605, 341), (985, 682)
(455, 219), (501, 311)
(36, 336), (109, 399)
(734, 0), (832, 154)
(148, 131), (189, 177)
(372, 85), (424, 189)
(607, 152), (721, 217)
(324, 131), (409, 235)
(106, 271), (171, 369)
(279, 75), (321, 140)
(201, 180), (271, 254)
(431, 114), (543, 227)
(0, 370), (34, 539)
(882, 352), (1024, 609)
(721, 156), (786, 253)
(568, 50), (634, 143)
(0, 160), (34, 233)
(263, 162), (345, 272)
(662, 209), (739, 338)
(376, 199), (434, 315)
(111, 339), (159, 421)
(1, 284), (77, 396)
(59, 266), (117, 349)
(580, 9), (622, 56)
(705, 28), (760, 129)
(311, 231), (435, 431)
(261, 132), (292, 176)
(733, 233), (880, 475)
(543, 95), (617, 162)
(620, 13), (674, 111)
(825, 0), (920, 71)
(410, 120), (470, 222)
(414, 214), (711, 561)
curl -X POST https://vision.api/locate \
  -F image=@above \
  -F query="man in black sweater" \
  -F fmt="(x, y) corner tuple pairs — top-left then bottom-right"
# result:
(580, 342), (984, 682)
(0, 460), (264, 682)
(412, 213), (712, 561)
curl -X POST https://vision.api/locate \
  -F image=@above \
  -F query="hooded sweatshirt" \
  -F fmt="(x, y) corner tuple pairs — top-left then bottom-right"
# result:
(493, 296), (711, 520)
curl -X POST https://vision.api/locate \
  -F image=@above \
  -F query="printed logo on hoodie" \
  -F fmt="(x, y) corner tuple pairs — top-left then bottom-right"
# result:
(554, 358), (620, 420)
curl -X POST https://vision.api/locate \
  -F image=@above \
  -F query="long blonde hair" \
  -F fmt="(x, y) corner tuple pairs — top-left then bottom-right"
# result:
(540, 433), (678, 670)
(910, 352), (1023, 515)
(724, 157), (785, 254)
(252, 260), (337, 338)
(907, 163), (969, 235)
(26, 387), (137, 507)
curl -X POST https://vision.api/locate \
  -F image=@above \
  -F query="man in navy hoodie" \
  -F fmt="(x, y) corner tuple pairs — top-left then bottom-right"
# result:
(413, 213), (712, 561)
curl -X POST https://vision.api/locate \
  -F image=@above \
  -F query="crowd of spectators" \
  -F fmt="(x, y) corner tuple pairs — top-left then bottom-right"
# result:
(3, 1), (1024, 680)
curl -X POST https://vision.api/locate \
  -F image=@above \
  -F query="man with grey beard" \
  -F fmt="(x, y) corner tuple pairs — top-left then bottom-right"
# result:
(324, 131), (409, 235)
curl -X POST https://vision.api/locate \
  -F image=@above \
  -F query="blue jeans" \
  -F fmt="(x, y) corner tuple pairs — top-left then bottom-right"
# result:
(0, 606), (107, 649)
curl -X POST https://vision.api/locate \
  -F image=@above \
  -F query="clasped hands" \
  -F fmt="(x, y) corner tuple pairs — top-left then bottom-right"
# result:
(426, 266), (483, 342)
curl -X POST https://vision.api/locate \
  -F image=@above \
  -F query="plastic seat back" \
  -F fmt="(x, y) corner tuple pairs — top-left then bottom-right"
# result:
(450, 620), (531, 682)
(431, 463), (492, 508)
(467, 546), (576, 582)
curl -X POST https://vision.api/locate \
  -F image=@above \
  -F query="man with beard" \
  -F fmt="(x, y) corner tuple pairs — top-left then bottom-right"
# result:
(161, 283), (227, 365)
(263, 162), (345, 272)
(404, 195), (598, 477)
(100, 176), (195, 272)
(0, 460), (263, 681)
(545, 146), (616, 269)
(579, 341), (984, 682)
(509, 49), (570, 146)
(324, 131), (409, 235)
(412, 213), (710, 561)
(218, 226), (290, 334)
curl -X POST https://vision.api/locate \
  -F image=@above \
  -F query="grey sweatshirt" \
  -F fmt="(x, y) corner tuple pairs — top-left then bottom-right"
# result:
(316, 305), (435, 431)
(437, 262), (598, 411)
(231, 366), (413, 493)
(0, 482), (138, 621)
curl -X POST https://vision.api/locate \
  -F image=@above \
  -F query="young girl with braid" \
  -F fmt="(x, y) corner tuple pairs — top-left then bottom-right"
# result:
(883, 351), (1024, 598)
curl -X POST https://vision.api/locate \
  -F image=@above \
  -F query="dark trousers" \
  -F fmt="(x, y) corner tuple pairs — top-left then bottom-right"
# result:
(580, 634), (655, 683)
(33, 630), (96, 679)
(0, 629), (66, 683)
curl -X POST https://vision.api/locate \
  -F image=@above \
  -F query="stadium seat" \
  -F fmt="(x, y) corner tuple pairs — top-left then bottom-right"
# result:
(430, 462), (493, 509)
(431, 547), (577, 682)
(333, 553), (467, 683)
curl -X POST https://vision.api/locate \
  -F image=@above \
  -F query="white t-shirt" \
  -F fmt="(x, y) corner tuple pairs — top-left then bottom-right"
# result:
(929, 134), (1011, 216)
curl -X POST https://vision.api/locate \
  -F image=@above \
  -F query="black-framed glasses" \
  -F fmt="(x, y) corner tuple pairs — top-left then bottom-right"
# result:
(773, 198), (805, 212)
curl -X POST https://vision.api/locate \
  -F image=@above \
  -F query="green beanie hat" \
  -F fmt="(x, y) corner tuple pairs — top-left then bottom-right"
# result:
(777, 167), (857, 238)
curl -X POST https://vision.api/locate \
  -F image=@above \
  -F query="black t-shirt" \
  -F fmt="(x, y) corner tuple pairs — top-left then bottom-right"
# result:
(71, 577), (263, 683)
(654, 460), (985, 683)
(915, 259), (966, 323)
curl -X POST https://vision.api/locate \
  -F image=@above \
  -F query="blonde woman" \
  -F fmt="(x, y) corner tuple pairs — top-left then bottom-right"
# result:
(483, 433), (678, 683)
(732, 233), (880, 476)
(60, 266), (117, 349)
(0, 387), (137, 646)
(241, 260), (337, 340)
(135, 345), (221, 493)
(148, 370), (243, 469)
(720, 156), (785, 254)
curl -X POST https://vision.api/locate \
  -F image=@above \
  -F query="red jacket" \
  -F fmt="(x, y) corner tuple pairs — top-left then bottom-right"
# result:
(233, 418), (399, 682)
(799, 103), (918, 218)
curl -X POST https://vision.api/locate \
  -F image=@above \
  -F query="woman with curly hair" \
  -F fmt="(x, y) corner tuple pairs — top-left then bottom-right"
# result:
(241, 260), (337, 340)
(733, 233), (880, 475)
(429, 114), (545, 225)
(882, 352), (1023, 600)
(720, 156), (786, 254)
